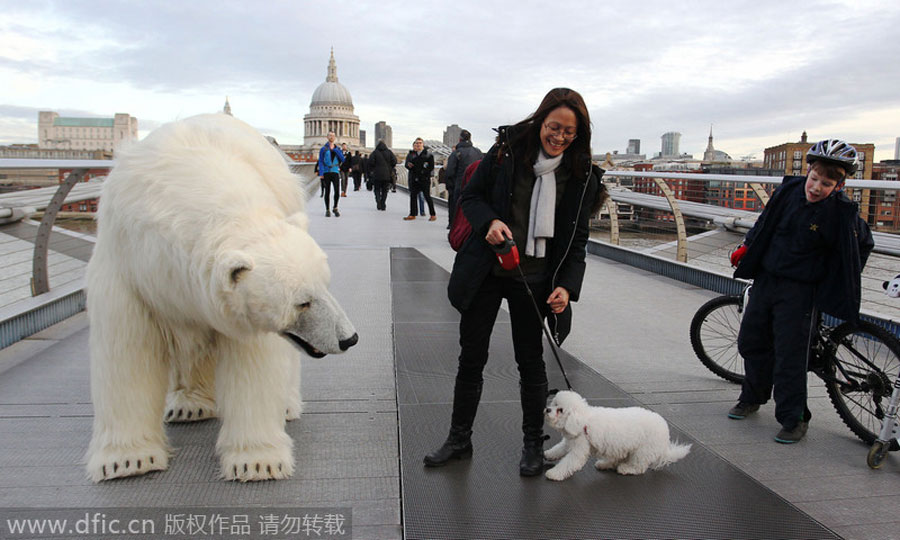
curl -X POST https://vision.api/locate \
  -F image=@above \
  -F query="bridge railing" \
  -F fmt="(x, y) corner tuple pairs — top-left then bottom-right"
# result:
(1, 159), (898, 346)
(594, 169), (900, 322)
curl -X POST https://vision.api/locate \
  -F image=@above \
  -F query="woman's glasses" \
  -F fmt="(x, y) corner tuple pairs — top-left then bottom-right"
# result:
(543, 123), (577, 141)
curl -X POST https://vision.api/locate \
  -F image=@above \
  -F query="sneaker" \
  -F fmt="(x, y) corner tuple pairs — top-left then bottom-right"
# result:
(325, 210), (331, 217)
(333, 207), (340, 217)
(774, 422), (808, 444)
(341, 192), (347, 197)
(727, 402), (760, 419)
(403, 215), (416, 221)
(429, 215), (437, 221)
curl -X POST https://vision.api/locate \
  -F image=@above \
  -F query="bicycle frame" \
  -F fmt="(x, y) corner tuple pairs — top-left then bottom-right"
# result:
(816, 325), (894, 418)
(876, 377), (900, 443)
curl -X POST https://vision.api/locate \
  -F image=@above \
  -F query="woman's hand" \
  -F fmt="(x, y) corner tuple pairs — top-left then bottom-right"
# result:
(486, 220), (512, 246)
(547, 287), (569, 314)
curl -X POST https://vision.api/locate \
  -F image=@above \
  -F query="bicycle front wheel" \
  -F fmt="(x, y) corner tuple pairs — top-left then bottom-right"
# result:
(690, 295), (745, 384)
(824, 320), (900, 450)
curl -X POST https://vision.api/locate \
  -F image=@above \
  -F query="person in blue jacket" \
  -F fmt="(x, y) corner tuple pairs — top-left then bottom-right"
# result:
(318, 131), (345, 217)
(729, 139), (874, 443)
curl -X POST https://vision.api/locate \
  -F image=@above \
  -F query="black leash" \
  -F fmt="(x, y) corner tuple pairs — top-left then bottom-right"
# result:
(515, 263), (573, 392)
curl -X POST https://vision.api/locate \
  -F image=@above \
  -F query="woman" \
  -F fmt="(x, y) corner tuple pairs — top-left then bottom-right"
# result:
(424, 88), (608, 476)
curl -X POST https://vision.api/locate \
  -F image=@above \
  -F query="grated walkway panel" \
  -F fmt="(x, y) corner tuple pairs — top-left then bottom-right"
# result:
(392, 247), (839, 540)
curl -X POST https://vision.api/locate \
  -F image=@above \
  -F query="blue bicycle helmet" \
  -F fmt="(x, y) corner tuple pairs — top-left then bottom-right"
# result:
(806, 139), (859, 176)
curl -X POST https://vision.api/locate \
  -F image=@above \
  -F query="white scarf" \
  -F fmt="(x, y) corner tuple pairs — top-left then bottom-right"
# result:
(526, 152), (563, 258)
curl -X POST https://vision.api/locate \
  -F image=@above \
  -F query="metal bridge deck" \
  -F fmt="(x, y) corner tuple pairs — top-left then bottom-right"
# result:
(1, 190), (898, 539)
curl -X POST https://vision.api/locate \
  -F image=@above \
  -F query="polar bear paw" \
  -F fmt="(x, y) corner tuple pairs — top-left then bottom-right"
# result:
(220, 445), (294, 482)
(87, 444), (169, 482)
(165, 390), (216, 423)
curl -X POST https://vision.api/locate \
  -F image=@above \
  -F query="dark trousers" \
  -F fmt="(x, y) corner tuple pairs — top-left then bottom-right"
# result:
(323, 172), (340, 210)
(373, 181), (389, 209)
(409, 179), (436, 217)
(352, 172), (362, 190)
(456, 274), (548, 387)
(447, 186), (456, 226)
(738, 272), (816, 429)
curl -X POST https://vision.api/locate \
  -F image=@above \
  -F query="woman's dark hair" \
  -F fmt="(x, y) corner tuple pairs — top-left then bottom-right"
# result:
(505, 87), (592, 179)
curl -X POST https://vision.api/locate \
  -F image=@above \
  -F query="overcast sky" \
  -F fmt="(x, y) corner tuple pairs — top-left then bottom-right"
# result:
(1, 0), (898, 162)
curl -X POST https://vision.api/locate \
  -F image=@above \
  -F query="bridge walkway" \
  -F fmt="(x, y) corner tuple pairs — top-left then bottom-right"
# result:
(0, 189), (898, 539)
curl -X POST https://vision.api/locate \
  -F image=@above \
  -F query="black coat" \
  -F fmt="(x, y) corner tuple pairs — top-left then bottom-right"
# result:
(445, 140), (483, 191)
(734, 176), (874, 321)
(367, 141), (397, 183)
(447, 125), (606, 343)
(405, 149), (434, 186)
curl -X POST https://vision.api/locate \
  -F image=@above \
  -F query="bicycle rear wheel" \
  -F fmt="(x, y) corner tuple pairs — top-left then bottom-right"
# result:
(824, 320), (900, 450)
(690, 295), (745, 384)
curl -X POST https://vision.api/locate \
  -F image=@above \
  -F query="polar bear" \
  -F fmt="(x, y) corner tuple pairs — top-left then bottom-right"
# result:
(85, 113), (357, 482)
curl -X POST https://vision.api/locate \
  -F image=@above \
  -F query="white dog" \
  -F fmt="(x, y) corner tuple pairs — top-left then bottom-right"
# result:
(543, 390), (691, 481)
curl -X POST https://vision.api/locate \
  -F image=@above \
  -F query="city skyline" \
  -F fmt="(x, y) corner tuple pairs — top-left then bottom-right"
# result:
(1, 1), (898, 162)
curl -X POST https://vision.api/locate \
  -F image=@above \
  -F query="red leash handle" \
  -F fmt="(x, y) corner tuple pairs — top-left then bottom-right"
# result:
(491, 235), (520, 271)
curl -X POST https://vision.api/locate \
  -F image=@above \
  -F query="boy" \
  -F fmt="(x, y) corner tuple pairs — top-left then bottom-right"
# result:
(728, 139), (874, 443)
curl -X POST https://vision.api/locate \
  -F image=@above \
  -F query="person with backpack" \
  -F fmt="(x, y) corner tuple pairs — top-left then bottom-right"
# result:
(367, 140), (397, 211)
(423, 88), (608, 476)
(447, 160), (481, 251)
(444, 130), (483, 230)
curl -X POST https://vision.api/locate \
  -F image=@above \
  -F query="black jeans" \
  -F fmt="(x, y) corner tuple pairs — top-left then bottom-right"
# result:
(323, 172), (340, 210)
(456, 274), (549, 387)
(738, 272), (816, 429)
(409, 178), (435, 217)
(373, 181), (389, 209)
(447, 186), (456, 226)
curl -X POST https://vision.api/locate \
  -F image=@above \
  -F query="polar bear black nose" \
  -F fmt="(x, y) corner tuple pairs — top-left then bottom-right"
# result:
(339, 333), (359, 351)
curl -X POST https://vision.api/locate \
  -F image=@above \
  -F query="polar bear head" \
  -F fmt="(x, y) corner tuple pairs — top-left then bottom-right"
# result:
(213, 215), (358, 356)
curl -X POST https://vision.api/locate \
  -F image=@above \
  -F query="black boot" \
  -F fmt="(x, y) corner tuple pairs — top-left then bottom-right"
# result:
(519, 382), (548, 476)
(424, 379), (482, 467)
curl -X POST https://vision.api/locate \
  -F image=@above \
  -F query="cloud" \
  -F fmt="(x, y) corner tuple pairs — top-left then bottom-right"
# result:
(0, 0), (898, 160)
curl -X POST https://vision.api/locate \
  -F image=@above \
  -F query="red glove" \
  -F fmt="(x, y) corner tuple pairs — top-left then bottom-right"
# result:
(730, 244), (748, 267)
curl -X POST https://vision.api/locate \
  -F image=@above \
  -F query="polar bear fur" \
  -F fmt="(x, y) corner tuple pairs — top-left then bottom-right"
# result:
(85, 113), (357, 482)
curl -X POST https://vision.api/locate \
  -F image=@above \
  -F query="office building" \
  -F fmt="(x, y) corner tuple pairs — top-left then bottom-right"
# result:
(660, 132), (681, 157)
(38, 111), (137, 153)
(375, 121), (393, 148)
(627, 139), (640, 155)
(443, 124), (463, 146)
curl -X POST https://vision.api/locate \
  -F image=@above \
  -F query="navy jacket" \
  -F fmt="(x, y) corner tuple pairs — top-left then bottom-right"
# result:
(734, 176), (874, 321)
(447, 125), (606, 343)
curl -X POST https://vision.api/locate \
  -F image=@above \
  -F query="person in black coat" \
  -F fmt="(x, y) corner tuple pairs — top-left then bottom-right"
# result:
(339, 142), (352, 196)
(351, 151), (363, 191)
(403, 138), (436, 220)
(424, 88), (608, 476)
(728, 139), (874, 444)
(367, 140), (397, 210)
(444, 130), (483, 228)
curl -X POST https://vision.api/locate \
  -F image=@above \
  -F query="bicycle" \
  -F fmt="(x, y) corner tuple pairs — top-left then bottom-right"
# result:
(690, 284), (900, 467)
